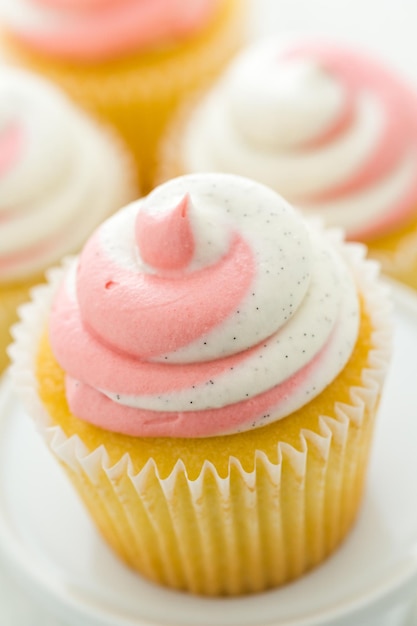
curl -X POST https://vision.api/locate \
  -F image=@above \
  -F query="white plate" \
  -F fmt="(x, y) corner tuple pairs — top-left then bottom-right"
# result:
(0, 280), (417, 626)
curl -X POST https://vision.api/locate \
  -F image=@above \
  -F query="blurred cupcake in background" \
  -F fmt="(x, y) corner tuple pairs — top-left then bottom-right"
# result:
(162, 38), (417, 290)
(0, 67), (137, 374)
(0, 0), (247, 193)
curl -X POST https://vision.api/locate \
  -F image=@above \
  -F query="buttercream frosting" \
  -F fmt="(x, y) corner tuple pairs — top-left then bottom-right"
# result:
(0, 0), (219, 61)
(0, 68), (134, 282)
(183, 39), (417, 241)
(49, 173), (360, 438)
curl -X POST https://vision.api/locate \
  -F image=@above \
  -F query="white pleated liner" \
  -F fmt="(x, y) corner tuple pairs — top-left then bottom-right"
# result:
(8, 233), (392, 595)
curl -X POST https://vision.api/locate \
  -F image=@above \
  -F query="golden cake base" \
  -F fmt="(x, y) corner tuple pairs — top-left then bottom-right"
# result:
(33, 296), (385, 595)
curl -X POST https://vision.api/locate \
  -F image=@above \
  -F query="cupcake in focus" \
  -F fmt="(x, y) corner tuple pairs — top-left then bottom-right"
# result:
(163, 39), (417, 289)
(10, 173), (391, 595)
(0, 0), (246, 192)
(0, 68), (137, 374)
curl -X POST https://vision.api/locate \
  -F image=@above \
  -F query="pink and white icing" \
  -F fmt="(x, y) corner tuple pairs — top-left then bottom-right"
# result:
(183, 39), (417, 241)
(0, 68), (134, 283)
(0, 0), (219, 61)
(49, 173), (360, 439)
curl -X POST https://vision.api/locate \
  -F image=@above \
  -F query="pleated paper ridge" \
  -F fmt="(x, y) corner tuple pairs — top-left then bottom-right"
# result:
(9, 235), (392, 595)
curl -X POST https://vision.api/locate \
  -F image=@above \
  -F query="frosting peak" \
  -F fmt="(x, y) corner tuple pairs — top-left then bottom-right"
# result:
(49, 173), (360, 439)
(135, 194), (195, 271)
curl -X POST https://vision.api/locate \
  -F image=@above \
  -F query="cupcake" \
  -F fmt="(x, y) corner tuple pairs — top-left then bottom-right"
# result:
(10, 173), (391, 595)
(162, 39), (417, 290)
(0, 67), (137, 374)
(0, 0), (246, 193)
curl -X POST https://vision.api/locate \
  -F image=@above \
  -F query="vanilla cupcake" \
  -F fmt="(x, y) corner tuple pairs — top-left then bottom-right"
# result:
(0, 68), (137, 374)
(11, 173), (391, 595)
(162, 39), (417, 289)
(0, 0), (246, 192)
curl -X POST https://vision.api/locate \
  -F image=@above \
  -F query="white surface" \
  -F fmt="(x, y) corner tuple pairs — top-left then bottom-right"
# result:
(0, 280), (416, 626)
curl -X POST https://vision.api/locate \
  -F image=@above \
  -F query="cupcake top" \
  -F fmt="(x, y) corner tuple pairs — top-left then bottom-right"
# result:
(0, 0), (220, 61)
(182, 39), (417, 241)
(49, 173), (360, 438)
(0, 68), (135, 283)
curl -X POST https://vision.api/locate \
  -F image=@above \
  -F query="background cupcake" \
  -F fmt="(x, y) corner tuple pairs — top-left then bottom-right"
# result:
(163, 38), (417, 290)
(10, 173), (391, 595)
(0, 0), (246, 193)
(0, 67), (137, 374)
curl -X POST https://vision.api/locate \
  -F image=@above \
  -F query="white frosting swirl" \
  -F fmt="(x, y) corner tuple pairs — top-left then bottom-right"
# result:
(183, 39), (417, 240)
(0, 68), (135, 282)
(227, 56), (346, 150)
(49, 173), (361, 437)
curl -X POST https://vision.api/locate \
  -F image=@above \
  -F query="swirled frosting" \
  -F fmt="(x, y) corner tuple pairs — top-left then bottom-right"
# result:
(48, 173), (360, 438)
(0, 0), (219, 61)
(0, 68), (134, 283)
(183, 40), (417, 241)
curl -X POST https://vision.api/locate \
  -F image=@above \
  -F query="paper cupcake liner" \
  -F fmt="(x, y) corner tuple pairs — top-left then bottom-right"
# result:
(9, 237), (392, 595)
(0, 274), (45, 374)
(1, 0), (245, 193)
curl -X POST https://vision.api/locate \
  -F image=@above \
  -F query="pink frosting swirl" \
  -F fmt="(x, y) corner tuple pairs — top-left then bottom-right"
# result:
(184, 40), (417, 240)
(285, 42), (417, 237)
(48, 174), (360, 438)
(4, 0), (219, 61)
(0, 122), (23, 178)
